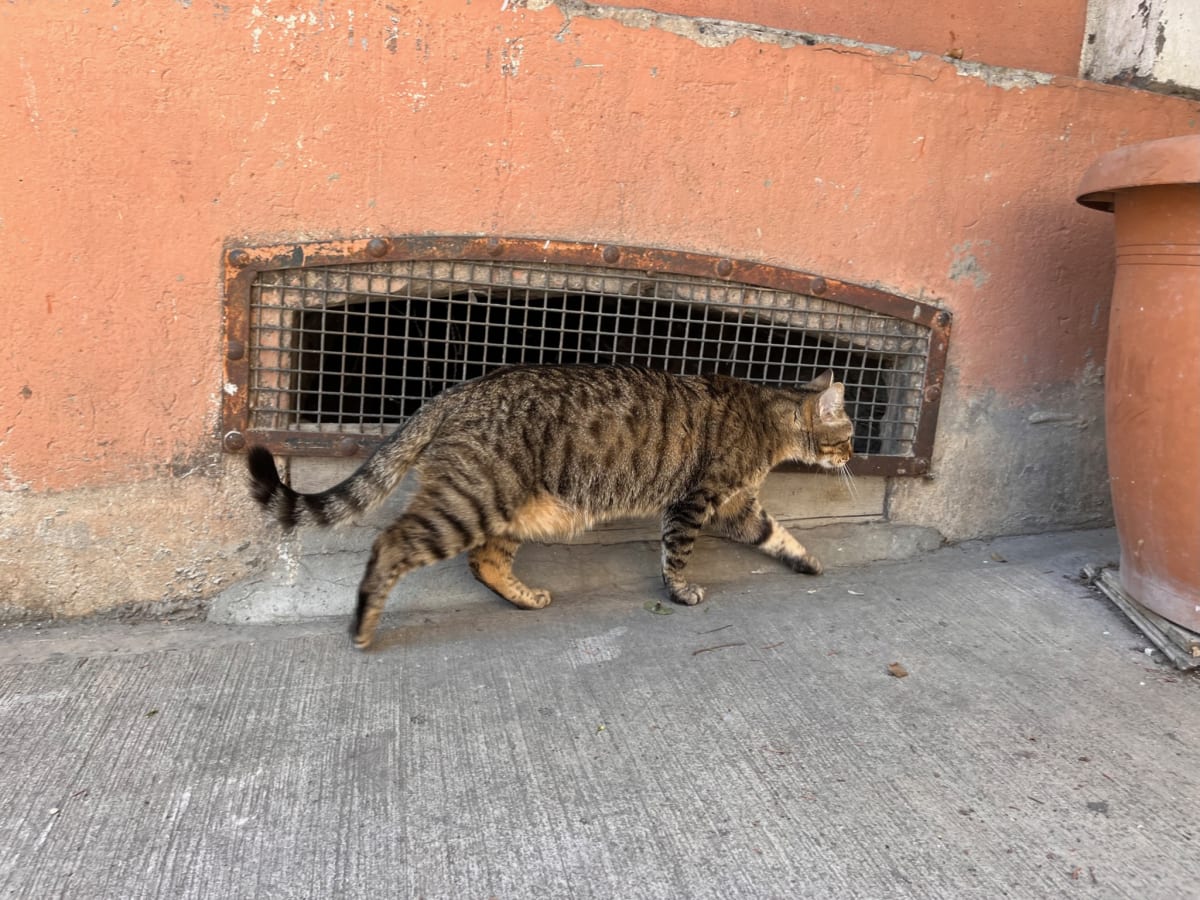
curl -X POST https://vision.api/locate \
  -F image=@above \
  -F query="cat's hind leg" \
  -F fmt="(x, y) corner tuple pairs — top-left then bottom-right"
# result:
(351, 500), (479, 649)
(468, 536), (553, 610)
(713, 492), (823, 575)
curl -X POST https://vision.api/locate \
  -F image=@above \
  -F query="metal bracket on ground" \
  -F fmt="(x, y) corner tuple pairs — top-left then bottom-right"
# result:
(1084, 565), (1200, 670)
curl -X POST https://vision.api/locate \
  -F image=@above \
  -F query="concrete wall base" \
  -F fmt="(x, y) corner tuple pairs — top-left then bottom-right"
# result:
(207, 520), (944, 625)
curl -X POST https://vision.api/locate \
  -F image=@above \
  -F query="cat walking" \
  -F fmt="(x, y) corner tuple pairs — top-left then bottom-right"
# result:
(248, 365), (854, 649)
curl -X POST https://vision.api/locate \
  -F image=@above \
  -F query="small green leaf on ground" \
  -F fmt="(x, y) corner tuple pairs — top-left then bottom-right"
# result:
(643, 600), (674, 616)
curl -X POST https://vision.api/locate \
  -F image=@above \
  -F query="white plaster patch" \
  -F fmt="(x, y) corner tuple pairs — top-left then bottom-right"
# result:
(1083, 0), (1200, 92)
(951, 60), (1052, 90)
(19, 58), (40, 128)
(564, 626), (628, 668)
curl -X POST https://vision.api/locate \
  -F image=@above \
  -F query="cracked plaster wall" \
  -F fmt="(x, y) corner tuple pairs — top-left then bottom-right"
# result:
(566, 0), (1091, 75)
(2, 1), (1199, 618)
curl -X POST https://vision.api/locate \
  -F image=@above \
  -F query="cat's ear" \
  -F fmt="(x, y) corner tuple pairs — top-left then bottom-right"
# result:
(803, 370), (835, 391)
(818, 383), (845, 422)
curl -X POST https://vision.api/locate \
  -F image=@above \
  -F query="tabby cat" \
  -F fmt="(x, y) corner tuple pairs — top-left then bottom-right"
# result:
(248, 365), (854, 649)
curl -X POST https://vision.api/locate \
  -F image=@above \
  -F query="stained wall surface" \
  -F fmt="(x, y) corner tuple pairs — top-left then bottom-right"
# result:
(2, 1), (1198, 617)
(1083, 0), (1200, 94)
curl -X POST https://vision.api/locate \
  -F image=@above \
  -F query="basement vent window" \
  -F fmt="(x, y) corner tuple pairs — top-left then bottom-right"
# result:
(222, 238), (950, 476)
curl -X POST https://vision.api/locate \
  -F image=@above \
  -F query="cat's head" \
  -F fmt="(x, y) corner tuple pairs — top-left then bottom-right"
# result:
(793, 370), (854, 469)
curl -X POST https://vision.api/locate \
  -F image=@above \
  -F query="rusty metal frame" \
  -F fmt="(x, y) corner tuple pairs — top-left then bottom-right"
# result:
(222, 236), (951, 477)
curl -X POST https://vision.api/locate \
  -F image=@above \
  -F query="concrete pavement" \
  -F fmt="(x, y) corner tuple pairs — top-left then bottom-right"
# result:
(2, 528), (1198, 898)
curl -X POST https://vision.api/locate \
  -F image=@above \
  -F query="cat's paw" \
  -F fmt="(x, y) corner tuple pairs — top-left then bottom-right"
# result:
(350, 606), (380, 650)
(669, 583), (706, 606)
(525, 588), (553, 610)
(509, 587), (553, 610)
(350, 623), (374, 650)
(788, 554), (823, 576)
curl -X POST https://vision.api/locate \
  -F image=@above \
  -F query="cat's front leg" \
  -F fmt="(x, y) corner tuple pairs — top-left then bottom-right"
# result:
(660, 493), (714, 605)
(713, 493), (823, 575)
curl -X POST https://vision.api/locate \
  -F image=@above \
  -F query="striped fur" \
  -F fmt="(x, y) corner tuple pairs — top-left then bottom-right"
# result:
(247, 365), (855, 649)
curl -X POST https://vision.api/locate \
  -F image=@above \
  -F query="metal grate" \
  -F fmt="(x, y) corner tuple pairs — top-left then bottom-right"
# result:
(222, 238), (950, 476)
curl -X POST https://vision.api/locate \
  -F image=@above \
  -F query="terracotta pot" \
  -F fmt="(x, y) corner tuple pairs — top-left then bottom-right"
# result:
(1078, 135), (1200, 632)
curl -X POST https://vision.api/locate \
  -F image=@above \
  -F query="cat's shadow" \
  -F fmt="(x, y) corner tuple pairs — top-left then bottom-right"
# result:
(354, 595), (578, 654)
(351, 576), (682, 654)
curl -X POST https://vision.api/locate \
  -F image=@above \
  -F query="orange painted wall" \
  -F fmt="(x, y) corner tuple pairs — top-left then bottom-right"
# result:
(2, 0), (1198, 502)
(603, 0), (1091, 75)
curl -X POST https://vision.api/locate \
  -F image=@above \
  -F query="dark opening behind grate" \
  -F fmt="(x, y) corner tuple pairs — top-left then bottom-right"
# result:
(293, 291), (900, 455)
(224, 241), (949, 475)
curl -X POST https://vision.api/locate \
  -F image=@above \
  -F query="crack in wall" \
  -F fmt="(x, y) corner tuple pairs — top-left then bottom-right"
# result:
(522, 0), (1053, 89)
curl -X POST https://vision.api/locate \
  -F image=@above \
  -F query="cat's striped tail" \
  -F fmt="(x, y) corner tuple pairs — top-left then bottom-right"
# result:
(247, 413), (440, 530)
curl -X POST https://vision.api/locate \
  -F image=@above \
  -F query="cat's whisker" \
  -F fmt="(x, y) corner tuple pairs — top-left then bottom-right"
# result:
(838, 465), (858, 499)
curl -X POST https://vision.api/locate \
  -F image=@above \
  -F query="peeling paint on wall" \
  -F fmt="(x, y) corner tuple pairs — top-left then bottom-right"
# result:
(245, 3), (387, 53)
(501, 37), (525, 76)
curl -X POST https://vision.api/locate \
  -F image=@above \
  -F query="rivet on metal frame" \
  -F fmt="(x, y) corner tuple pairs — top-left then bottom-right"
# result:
(228, 249), (250, 268)
(810, 277), (827, 295)
(227, 340), (245, 361)
(602, 245), (621, 264)
(366, 238), (390, 258)
(223, 431), (246, 451)
(715, 259), (733, 277)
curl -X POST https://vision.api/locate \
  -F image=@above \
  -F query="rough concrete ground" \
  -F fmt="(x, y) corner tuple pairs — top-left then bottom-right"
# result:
(2, 528), (1198, 898)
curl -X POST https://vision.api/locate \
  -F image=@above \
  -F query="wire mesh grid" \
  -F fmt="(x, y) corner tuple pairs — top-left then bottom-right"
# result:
(247, 259), (933, 458)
